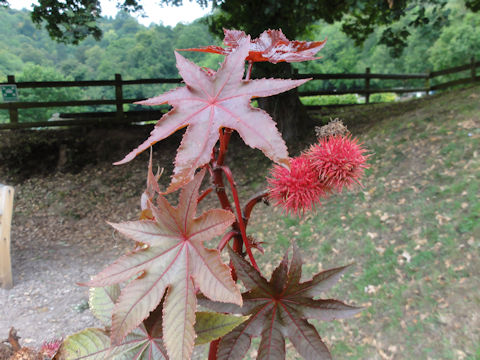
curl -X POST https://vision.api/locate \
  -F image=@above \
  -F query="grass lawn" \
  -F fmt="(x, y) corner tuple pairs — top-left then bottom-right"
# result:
(240, 85), (480, 359)
(1, 84), (478, 359)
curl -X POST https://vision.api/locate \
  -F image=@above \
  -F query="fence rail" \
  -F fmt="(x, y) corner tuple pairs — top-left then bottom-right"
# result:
(1, 57), (479, 130)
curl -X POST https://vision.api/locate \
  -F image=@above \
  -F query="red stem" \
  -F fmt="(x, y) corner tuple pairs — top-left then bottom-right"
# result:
(219, 165), (259, 271)
(217, 128), (232, 165)
(208, 58), (256, 360)
(243, 190), (269, 225)
(217, 230), (238, 251)
(198, 187), (213, 203)
(246, 60), (253, 81)
(207, 124), (253, 359)
(208, 340), (220, 360)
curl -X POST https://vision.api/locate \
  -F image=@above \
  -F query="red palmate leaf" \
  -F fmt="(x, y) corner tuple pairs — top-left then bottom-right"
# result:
(180, 29), (327, 64)
(199, 244), (362, 360)
(84, 170), (242, 360)
(115, 37), (309, 193)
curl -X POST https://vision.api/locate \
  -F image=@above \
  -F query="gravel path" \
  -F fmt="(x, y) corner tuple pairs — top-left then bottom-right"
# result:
(0, 163), (145, 349)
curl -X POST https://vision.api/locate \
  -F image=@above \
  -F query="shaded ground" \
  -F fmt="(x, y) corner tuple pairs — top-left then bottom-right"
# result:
(1, 85), (479, 359)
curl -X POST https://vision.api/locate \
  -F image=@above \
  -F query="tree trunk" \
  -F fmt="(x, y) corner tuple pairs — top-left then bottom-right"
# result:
(258, 88), (309, 143)
(255, 62), (310, 143)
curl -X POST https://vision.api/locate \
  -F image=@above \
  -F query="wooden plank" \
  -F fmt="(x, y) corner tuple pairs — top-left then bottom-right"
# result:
(430, 77), (477, 91)
(7, 75), (18, 123)
(0, 97), (151, 110)
(122, 78), (182, 85)
(365, 67), (371, 104)
(1, 80), (116, 88)
(0, 110), (169, 130)
(430, 61), (480, 78)
(295, 73), (427, 80)
(0, 185), (14, 289)
(58, 109), (168, 119)
(0, 78), (182, 88)
(0, 99), (117, 109)
(0, 117), (130, 130)
(115, 74), (124, 121)
(299, 87), (427, 97)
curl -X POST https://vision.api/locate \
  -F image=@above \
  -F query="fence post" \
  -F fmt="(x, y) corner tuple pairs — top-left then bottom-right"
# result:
(115, 73), (124, 122)
(365, 67), (371, 104)
(7, 75), (18, 124)
(425, 71), (431, 96)
(0, 185), (15, 289)
(471, 56), (476, 81)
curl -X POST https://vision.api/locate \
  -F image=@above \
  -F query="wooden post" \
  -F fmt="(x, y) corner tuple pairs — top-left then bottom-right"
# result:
(7, 75), (18, 124)
(471, 56), (476, 81)
(425, 71), (431, 96)
(115, 73), (124, 121)
(365, 67), (371, 104)
(0, 185), (14, 289)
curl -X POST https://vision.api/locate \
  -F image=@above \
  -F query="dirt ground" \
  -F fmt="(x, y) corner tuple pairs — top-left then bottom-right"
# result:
(0, 127), (279, 352)
(1, 165), (140, 349)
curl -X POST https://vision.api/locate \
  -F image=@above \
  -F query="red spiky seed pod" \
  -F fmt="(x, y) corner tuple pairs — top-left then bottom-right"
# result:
(307, 135), (370, 192)
(267, 155), (328, 216)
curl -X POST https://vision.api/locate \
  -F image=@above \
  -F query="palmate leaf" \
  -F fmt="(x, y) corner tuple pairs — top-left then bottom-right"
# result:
(88, 285), (121, 328)
(57, 324), (168, 360)
(180, 29), (327, 64)
(57, 328), (111, 360)
(200, 244), (362, 360)
(84, 170), (242, 360)
(115, 36), (309, 193)
(60, 296), (244, 360)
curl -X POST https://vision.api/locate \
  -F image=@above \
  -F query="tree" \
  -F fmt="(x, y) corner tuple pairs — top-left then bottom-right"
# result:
(16, 64), (83, 122)
(3, 0), (480, 138)
(0, 0), (476, 52)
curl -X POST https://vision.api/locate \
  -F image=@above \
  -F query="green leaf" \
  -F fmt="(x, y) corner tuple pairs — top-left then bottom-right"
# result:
(58, 328), (111, 360)
(88, 285), (120, 327)
(194, 312), (249, 345)
(57, 323), (169, 360)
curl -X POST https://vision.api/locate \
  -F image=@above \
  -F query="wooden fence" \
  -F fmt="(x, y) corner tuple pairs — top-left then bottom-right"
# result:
(0, 184), (14, 289)
(0, 57), (478, 130)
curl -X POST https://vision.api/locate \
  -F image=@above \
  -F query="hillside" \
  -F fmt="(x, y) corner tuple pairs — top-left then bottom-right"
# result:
(2, 0), (480, 125)
(0, 85), (479, 359)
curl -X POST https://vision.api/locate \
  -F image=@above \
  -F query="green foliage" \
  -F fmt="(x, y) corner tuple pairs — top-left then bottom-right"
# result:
(194, 312), (250, 345)
(300, 94), (360, 106)
(370, 93), (397, 103)
(15, 64), (83, 122)
(2, 2), (480, 124)
(0, 8), (220, 84)
(1, 3), (480, 86)
(428, 11), (480, 69)
(0, 8), (222, 122)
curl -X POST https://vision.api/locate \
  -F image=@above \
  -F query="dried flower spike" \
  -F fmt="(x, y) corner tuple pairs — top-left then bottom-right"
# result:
(307, 135), (370, 192)
(315, 118), (349, 138)
(267, 155), (328, 216)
